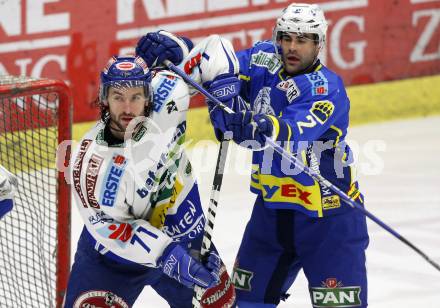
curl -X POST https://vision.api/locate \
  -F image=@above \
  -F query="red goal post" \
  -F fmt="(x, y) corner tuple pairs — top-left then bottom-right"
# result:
(0, 76), (72, 307)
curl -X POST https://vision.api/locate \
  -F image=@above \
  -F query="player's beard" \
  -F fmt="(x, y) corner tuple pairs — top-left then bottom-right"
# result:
(282, 48), (319, 75)
(109, 112), (140, 139)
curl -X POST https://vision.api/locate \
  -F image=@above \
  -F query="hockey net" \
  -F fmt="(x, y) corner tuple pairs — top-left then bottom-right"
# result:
(0, 76), (71, 308)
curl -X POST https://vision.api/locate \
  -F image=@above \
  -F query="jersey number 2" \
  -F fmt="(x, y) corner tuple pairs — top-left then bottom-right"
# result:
(297, 115), (317, 134)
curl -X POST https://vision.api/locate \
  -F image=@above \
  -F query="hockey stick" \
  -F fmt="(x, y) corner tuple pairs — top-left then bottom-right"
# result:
(192, 139), (230, 308)
(162, 61), (233, 306)
(164, 60), (440, 272)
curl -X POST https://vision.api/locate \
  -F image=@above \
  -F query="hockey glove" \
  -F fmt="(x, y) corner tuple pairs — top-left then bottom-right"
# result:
(159, 242), (221, 289)
(136, 30), (194, 68)
(226, 112), (274, 150)
(0, 199), (13, 220)
(206, 74), (241, 141)
(0, 165), (17, 219)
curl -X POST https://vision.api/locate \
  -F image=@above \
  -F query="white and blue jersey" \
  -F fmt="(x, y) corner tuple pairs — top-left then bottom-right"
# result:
(65, 70), (210, 308)
(69, 70), (205, 267)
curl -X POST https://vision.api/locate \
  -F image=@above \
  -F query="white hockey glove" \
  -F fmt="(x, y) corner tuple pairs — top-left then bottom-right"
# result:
(180, 35), (239, 95)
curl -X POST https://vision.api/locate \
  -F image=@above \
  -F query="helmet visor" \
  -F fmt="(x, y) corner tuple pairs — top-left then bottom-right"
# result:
(101, 80), (152, 103)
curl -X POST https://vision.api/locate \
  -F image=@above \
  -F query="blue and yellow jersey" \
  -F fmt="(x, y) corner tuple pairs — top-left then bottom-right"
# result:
(236, 41), (363, 217)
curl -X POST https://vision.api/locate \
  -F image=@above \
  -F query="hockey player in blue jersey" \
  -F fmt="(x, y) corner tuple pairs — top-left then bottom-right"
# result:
(0, 165), (17, 220)
(64, 54), (236, 307)
(136, 3), (369, 307)
(206, 4), (369, 307)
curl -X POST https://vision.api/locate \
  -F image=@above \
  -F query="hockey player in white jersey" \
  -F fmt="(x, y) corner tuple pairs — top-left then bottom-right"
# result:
(64, 53), (235, 307)
(0, 165), (17, 219)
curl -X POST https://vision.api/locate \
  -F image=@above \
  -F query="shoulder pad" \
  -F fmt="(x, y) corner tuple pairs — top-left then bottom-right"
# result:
(254, 40), (274, 48)
(152, 70), (189, 115)
(82, 121), (104, 141)
(249, 45), (282, 74)
(152, 70), (185, 99)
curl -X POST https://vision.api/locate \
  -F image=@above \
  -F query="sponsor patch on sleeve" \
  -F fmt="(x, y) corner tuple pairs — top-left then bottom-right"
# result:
(153, 76), (178, 113)
(306, 71), (329, 96)
(250, 50), (282, 74)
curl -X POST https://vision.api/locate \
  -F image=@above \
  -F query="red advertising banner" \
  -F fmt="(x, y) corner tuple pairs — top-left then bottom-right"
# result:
(0, 0), (439, 123)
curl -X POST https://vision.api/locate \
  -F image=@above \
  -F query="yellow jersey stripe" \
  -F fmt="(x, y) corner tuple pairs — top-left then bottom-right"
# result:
(239, 74), (250, 81)
(267, 115), (280, 140)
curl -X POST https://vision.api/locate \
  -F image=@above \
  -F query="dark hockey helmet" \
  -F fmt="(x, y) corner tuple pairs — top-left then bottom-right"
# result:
(99, 55), (153, 121)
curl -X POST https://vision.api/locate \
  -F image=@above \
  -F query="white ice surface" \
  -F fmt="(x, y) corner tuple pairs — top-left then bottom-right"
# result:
(70, 116), (440, 307)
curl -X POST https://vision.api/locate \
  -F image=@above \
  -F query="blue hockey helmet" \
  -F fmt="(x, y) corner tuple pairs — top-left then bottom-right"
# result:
(99, 55), (153, 104)
(99, 55), (153, 120)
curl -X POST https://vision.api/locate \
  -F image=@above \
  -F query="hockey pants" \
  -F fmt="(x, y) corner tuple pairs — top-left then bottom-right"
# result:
(233, 195), (369, 308)
(64, 227), (204, 308)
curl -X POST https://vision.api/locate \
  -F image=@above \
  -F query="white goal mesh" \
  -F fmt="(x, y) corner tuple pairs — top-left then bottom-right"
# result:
(0, 75), (71, 308)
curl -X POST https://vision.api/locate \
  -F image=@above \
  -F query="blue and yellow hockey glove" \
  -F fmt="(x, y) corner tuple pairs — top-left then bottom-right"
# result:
(205, 73), (241, 141)
(226, 111), (274, 149)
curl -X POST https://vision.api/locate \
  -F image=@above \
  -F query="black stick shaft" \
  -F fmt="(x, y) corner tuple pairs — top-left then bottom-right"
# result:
(192, 140), (230, 307)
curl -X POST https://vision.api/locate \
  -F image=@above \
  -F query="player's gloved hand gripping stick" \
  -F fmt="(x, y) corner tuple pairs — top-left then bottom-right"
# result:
(159, 242), (221, 289)
(191, 75), (237, 307)
(163, 59), (440, 273)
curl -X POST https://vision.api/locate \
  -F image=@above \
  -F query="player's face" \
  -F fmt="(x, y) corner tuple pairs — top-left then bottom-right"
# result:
(278, 32), (320, 75)
(107, 86), (147, 132)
